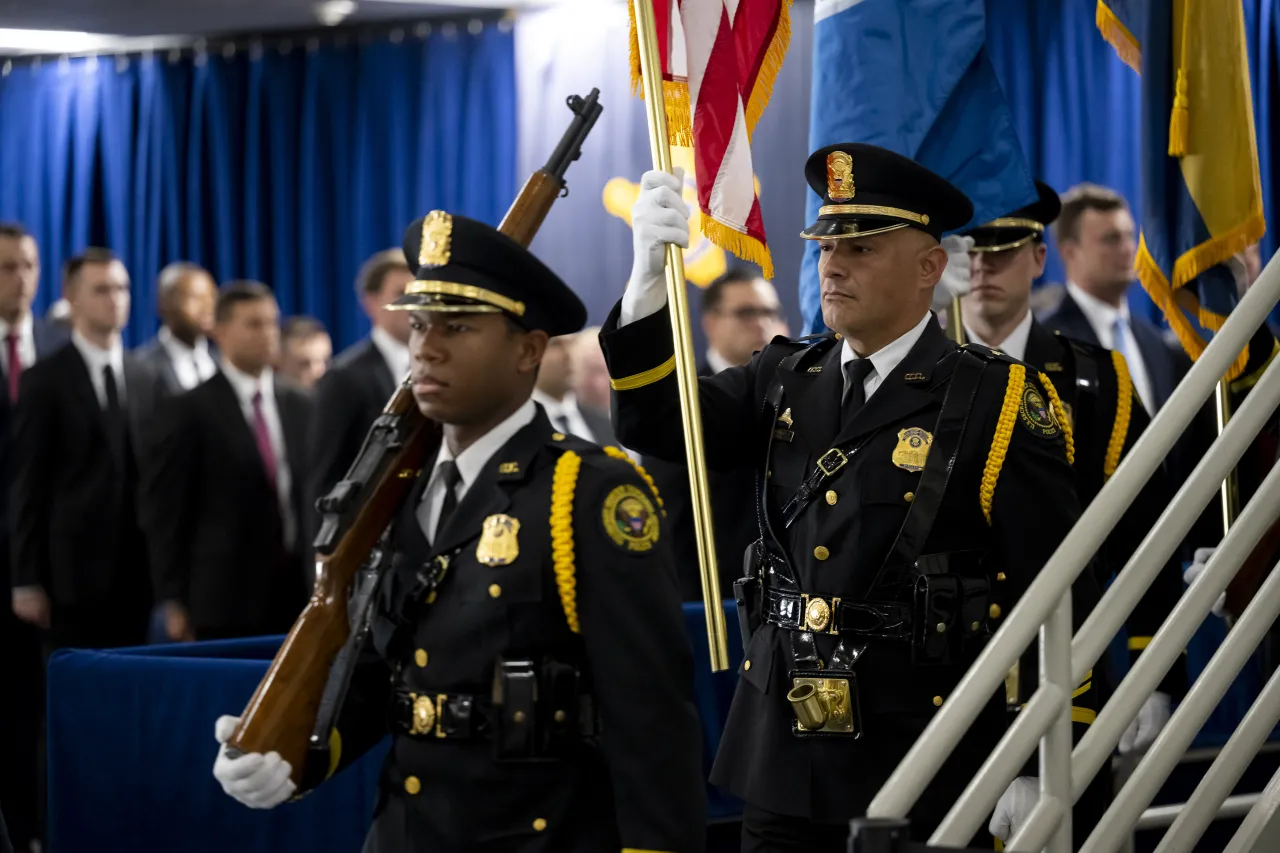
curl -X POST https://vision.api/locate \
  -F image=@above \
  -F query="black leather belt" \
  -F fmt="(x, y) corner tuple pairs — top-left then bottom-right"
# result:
(392, 689), (494, 740)
(765, 589), (912, 640)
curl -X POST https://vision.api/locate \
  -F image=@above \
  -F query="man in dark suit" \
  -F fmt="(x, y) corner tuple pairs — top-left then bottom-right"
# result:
(644, 269), (788, 601)
(134, 262), (218, 396)
(531, 332), (616, 446)
(277, 316), (332, 391)
(0, 223), (69, 853)
(308, 249), (413, 514)
(144, 281), (314, 641)
(10, 248), (160, 650)
(1042, 184), (1188, 413)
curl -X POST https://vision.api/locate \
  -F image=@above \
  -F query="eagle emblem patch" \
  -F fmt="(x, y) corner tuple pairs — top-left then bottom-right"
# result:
(1019, 385), (1060, 438)
(601, 484), (659, 553)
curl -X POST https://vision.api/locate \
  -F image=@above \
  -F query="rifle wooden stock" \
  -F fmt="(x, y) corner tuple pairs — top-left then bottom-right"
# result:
(228, 387), (432, 779)
(499, 171), (563, 247)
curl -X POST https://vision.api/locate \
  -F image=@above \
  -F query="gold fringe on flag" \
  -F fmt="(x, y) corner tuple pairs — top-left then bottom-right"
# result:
(742, 0), (793, 141)
(627, 0), (693, 147)
(701, 215), (774, 280)
(1096, 1), (1141, 73)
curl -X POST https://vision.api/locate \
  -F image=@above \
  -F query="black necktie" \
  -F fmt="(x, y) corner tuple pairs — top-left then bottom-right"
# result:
(433, 461), (463, 542)
(551, 412), (571, 436)
(103, 364), (121, 413)
(842, 359), (876, 426)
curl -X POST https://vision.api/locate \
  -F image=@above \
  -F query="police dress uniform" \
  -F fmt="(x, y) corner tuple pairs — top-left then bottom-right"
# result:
(306, 213), (706, 853)
(600, 145), (1100, 846)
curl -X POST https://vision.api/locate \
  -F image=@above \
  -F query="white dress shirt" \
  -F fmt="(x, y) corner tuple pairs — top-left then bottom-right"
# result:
(532, 389), (597, 443)
(965, 310), (1035, 362)
(417, 398), (537, 543)
(371, 326), (411, 384)
(0, 313), (36, 377)
(705, 348), (734, 375)
(71, 331), (127, 408)
(222, 361), (296, 549)
(158, 326), (217, 391)
(1066, 281), (1156, 412)
(839, 311), (933, 401)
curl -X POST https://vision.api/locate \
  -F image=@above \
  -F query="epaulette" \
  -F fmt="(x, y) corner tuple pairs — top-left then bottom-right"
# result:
(957, 341), (1024, 368)
(778, 333), (840, 373)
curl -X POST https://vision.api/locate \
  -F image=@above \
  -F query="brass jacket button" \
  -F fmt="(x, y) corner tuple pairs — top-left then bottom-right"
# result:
(404, 776), (421, 795)
(489, 584), (502, 598)
(933, 696), (943, 707)
(533, 818), (548, 832)
(814, 546), (830, 561)
(414, 649), (428, 668)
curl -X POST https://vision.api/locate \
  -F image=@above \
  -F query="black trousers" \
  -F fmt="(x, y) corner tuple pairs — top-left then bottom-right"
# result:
(741, 805), (851, 853)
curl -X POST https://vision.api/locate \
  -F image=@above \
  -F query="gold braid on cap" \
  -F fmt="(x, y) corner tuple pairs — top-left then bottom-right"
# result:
(1039, 372), (1074, 465)
(981, 364), (1025, 525)
(1104, 351), (1134, 479)
(603, 445), (665, 516)
(550, 451), (582, 634)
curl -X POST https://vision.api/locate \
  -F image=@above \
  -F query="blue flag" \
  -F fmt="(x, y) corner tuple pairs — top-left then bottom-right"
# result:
(800, 0), (1037, 335)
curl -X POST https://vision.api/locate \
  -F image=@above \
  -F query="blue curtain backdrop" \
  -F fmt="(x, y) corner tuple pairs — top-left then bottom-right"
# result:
(0, 20), (516, 349)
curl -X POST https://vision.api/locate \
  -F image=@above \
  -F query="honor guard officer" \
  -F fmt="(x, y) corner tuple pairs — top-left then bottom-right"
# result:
(600, 145), (1099, 851)
(960, 182), (1187, 844)
(211, 212), (707, 853)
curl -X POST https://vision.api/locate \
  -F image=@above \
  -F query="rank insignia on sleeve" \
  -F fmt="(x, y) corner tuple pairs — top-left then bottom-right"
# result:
(1019, 385), (1061, 438)
(476, 514), (521, 566)
(601, 484), (659, 553)
(891, 427), (932, 472)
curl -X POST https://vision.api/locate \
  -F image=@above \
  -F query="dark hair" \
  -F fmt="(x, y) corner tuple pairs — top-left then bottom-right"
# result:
(63, 247), (119, 291)
(0, 223), (30, 241)
(216, 280), (276, 324)
(357, 248), (411, 298)
(281, 315), (328, 344)
(1053, 183), (1130, 245)
(701, 268), (761, 313)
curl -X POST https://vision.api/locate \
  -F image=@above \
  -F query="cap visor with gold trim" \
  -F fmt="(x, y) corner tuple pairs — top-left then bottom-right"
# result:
(390, 210), (587, 337)
(800, 143), (973, 242)
(963, 180), (1061, 254)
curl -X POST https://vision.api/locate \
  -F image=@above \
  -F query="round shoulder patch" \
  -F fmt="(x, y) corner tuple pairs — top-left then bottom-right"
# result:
(1019, 384), (1060, 438)
(601, 483), (659, 553)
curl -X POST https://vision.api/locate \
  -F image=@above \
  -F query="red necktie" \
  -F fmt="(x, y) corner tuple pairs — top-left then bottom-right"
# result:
(251, 390), (278, 490)
(7, 333), (21, 403)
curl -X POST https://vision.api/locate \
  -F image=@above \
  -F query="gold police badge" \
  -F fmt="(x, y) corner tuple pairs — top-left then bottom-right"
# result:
(476, 514), (520, 566)
(891, 427), (932, 472)
(601, 484), (659, 553)
(826, 150), (855, 201)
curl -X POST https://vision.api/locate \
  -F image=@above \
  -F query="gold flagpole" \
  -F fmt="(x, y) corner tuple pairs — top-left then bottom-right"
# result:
(633, 0), (729, 672)
(947, 296), (966, 344)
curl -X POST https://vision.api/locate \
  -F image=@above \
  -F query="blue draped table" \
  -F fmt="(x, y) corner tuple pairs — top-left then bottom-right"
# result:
(46, 602), (743, 853)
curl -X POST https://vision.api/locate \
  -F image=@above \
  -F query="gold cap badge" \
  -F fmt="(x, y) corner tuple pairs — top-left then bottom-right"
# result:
(826, 151), (855, 202)
(418, 210), (452, 268)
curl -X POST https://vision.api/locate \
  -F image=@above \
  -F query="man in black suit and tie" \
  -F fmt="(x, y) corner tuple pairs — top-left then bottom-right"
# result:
(308, 249), (413, 512)
(643, 269), (789, 600)
(10, 248), (160, 650)
(0, 224), (69, 853)
(134, 262), (219, 396)
(144, 281), (313, 641)
(532, 332), (617, 445)
(1043, 184), (1189, 413)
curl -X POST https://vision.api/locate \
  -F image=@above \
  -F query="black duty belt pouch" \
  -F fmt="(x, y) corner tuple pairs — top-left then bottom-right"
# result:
(493, 658), (540, 761)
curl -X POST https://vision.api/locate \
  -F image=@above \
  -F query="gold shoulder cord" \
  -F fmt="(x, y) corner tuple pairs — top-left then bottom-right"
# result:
(980, 364), (1026, 525)
(1038, 372), (1075, 465)
(550, 451), (583, 634)
(603, 445), (666, 515)
(1105, 351), (1134, 479)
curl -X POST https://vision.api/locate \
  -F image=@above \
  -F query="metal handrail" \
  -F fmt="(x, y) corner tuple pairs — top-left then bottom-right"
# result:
(868, 249), (1280, 853)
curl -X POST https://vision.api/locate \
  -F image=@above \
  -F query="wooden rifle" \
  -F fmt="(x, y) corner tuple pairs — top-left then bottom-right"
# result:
(227, 89), (603, 785)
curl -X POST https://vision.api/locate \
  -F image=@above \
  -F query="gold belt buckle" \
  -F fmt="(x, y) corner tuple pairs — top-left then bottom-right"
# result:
(800, 593), (842, 634)
(787, 676), (857, 734)
(408, 693), (449, 738)
(817, 448), (848, 477)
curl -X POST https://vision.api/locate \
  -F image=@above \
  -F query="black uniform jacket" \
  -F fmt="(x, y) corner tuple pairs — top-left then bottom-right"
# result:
(600, 303), (1096, 825)
(319, 409), (706, 853)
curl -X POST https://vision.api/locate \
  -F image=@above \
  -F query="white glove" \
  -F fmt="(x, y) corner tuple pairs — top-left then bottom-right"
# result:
(1119, 691), (1172, 755)
(620, 168), (690, 326)
(1184, 547), (1226, 617)
(212, 715), (296, 809)
(989, 775), (1038, 843)
(932, 234), (975, 313)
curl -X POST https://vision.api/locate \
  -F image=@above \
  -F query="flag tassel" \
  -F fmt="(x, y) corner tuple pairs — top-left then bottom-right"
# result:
(1168, 68), (1191, 157)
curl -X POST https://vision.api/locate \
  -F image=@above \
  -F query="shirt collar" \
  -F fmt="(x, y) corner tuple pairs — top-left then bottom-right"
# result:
(221, 359), (273, 403)
(158, 325), (211, 357)
(839, 311), (932, 382)
(1067, 280), (1131, 329)
(705, 348), (734, 375)
(371, 326), (411, 379)
(0, 313), (33, 341)
(434, 397), (537, 491)
(71, 330), (124, 373)
(964, 309), (1034, 361)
